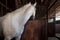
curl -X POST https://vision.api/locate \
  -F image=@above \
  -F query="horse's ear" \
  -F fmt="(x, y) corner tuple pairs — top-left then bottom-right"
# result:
(33, 2), (37, 6)
(28, 2), (31, 5)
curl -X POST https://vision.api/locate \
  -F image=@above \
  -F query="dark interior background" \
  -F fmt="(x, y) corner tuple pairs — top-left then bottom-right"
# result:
(0, 0), (57, 19)
(0, 0), (60, 40)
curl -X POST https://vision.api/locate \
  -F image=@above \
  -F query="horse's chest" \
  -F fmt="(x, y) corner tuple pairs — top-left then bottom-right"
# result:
(15, 26), (24, 36)
(11, 15), (24, 36)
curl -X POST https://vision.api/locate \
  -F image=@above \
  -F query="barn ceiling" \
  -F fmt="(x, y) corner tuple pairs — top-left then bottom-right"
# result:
(0, 0), (57, 19)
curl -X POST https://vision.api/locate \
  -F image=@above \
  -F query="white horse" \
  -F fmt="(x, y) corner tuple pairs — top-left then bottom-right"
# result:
(2, 2), (37, 40)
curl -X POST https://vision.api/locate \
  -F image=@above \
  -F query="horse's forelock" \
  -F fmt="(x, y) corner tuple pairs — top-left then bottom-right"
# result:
(34, 2), (37, 6)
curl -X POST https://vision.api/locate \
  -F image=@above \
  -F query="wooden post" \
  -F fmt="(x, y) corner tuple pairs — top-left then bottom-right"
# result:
(15, 0), (19, 8)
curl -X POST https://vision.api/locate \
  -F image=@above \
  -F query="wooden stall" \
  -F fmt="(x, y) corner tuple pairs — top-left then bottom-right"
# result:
(21, 20), (47, 40)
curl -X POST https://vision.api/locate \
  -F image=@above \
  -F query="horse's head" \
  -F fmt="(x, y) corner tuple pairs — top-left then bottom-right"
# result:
(32, 2), (37, 20)
(24, 2), (37, 20)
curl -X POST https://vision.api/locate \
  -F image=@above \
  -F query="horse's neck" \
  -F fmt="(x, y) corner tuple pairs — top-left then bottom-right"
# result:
(12, 3), (31, 14)
(15, 13), (32, 25)
(17, 6), (34, 26)
(22, 13), (32, 25)
(13, 10), (32, 26)
(12, 5), (34, 26)
(21, 9), (33, 25)
(10, 3), (32, 26)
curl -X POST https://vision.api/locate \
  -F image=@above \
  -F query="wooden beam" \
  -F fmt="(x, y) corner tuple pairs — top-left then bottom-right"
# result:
(48, 0), (57, 10)
(48, 0), (60, 19)
(0, 1), (12, 11)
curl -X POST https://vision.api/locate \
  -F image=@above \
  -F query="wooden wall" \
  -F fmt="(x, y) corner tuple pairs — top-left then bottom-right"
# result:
(20, 20), (47, 40)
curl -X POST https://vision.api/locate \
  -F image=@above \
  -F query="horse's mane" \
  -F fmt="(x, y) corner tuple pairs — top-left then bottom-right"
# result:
(2, 2), (32, 18)
(12, 2), (31, 14)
